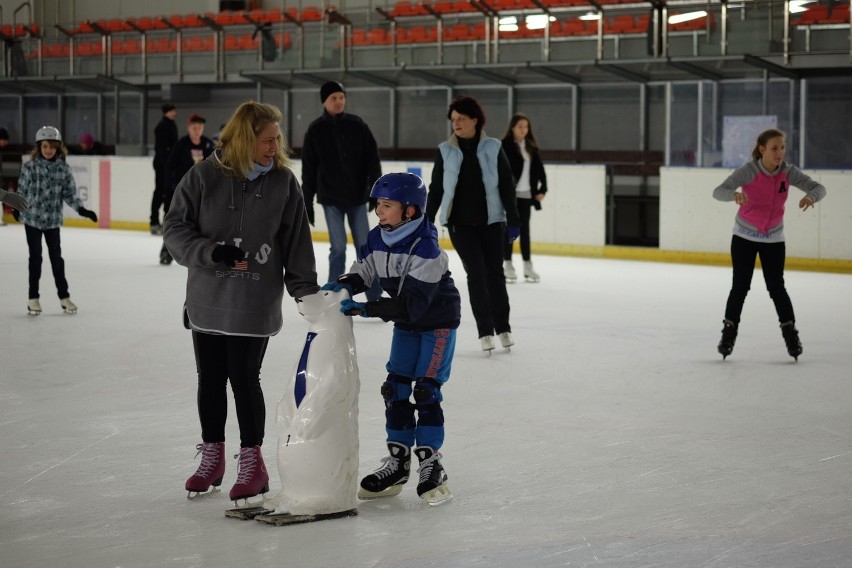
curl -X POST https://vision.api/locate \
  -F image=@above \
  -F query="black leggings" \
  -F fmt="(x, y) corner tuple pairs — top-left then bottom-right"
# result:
(24, 225), (69, 300)
(724, 235), (795, 325)
(504, 198), (534, 261)
(192, 331), (269, 448)
(449, 223), (511, 338)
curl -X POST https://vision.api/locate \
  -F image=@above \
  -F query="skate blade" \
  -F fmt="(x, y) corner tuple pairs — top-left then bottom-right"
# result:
(27, 310), (41, 316)
(186, 486), (221, 500)
(524, 277), (539, 283)
(255, 508), (357, 526)
(420, 485), (453, 506)
(357, 484), (404, 500)
(61, 308), (77, 314)
(230, 492), (270, 509)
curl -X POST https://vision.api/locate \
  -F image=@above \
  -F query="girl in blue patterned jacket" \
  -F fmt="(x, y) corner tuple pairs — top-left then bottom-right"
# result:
(16, 126), (98, 316)
(323, 172), (460, 506)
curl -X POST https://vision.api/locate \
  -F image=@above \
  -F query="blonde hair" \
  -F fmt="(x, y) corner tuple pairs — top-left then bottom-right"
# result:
(751, 128), (785, 161)
(30, 140), (67, 160)
(216, 100), (290, 178)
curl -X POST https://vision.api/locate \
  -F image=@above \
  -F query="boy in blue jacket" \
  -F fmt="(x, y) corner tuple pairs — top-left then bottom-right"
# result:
(323, 172), (460, 505)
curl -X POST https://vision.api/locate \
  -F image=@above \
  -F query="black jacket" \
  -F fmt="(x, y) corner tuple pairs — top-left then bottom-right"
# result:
(166, 135), (215, 192)
(153, 117), (179, 169)
(501, 138), (547, 210)
(301, 111), (381, 216)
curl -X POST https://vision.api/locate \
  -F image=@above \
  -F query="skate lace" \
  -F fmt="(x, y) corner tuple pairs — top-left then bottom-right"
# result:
(373, 455), (401, 480)
(193, 443), (220, 477)
(417, 451), (442, 483)
(234, 448), (258, 485)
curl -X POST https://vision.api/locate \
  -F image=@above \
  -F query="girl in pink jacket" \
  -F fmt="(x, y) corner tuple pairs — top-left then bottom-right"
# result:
(713, 128), (826, 361)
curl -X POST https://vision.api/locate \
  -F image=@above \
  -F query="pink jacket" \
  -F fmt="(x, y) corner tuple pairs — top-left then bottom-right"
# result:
(713, 160), (826, 241)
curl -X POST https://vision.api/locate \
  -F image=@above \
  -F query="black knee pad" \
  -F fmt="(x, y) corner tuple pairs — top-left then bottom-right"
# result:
(413, 378), (442, 405)
(381, 374), (412, 403)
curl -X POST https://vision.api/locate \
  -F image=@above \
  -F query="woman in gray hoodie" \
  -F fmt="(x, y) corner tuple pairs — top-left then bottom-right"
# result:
(164, 101), (319, 503)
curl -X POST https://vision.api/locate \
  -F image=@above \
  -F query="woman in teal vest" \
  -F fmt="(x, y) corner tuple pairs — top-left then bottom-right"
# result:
(426, 96), (521, 353)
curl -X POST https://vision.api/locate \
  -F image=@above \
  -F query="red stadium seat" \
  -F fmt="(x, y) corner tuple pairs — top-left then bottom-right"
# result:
(300, 6), (323, 22)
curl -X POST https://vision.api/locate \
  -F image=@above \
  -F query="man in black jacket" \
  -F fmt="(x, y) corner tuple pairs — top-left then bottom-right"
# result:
(301, 81), (382, 301)
(151, 103), (178, 235)
(159, 113), (214, 265)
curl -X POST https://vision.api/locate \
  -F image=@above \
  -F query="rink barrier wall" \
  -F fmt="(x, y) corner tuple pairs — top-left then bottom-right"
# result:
(3, 157), (850, 274)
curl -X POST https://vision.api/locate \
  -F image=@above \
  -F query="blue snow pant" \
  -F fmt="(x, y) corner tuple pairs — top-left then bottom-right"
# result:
(382, 327), (456, 450)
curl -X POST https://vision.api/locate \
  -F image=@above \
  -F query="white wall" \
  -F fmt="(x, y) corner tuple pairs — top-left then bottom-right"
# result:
(70, 157), (850, 263)
(660, 167), (852, 261)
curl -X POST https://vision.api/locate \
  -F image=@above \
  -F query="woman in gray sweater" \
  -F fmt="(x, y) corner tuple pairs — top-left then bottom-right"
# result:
(164, 101), (319, 503)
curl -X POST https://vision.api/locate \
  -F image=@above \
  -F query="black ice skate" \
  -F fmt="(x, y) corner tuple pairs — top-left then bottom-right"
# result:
(780, 321), (803, 361)
(717, 319), (738, 359)
(159, 245), (173, 265)
(414, 446), (452, 506)
(358, 442), (411, 500)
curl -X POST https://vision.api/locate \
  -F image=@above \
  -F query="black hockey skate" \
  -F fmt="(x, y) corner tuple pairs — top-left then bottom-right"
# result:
(780, 321), (803, 361)
(357, 442), (410, 500)
(717, 319), (738, 359)
(414, 446), (452, 506)
(159, 244), (173, 265)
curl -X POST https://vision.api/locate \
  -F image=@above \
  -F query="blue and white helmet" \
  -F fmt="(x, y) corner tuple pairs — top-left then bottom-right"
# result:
(369, 172), (426, 213)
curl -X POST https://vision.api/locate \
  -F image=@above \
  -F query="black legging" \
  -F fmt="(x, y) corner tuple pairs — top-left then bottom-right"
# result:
(192, 331), (269, 448)
(24, 225), (69, 300)
(448, 223), (511, 338)
(724, 235), (795, 325)
(504, 198), (534, 261)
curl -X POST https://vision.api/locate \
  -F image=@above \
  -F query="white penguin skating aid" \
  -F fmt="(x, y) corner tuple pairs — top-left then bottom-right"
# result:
(227, 289), (361, 525)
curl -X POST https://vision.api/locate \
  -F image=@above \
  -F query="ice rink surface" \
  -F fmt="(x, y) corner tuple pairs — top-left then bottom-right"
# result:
(1, 225), (851, 568)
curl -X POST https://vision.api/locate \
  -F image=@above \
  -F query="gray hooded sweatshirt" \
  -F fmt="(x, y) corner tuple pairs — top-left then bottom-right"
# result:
(163, 151), (319, 336)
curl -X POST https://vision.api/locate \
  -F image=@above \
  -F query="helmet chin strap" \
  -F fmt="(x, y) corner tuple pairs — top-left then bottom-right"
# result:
(378, 204), (423, 231)
(379, 218), (412, 232)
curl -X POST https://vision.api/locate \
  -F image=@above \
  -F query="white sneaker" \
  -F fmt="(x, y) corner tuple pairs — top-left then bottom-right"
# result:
(60, 297), (78, 314)
(498, 332), (514, 349)
(27, 299), (42, 316)
(523, 261), (540, 283)
(480, 335), (495, 351)
(503, 261), (517, 283)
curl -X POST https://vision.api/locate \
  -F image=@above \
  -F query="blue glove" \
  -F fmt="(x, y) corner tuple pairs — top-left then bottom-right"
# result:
(340, 298), (367, 317)
(321, 281), (354, 297)
(507, 225), (521, 244)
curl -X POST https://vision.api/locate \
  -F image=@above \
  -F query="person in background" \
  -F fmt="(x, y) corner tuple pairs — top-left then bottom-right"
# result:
(163, 100), (319, 503)
(301, 81), (383, 303)
(323, 172), (460, 505)
(426, 95), (520, 353)
(713, 128), (826, 361)
(72, 132), (105, 155)
(0, 128), (10, 226)
(15, 126), (98, 316)
(500, 113), (547, 284)
(159, 113), (215, 265)
(151, 103), (178, 236)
